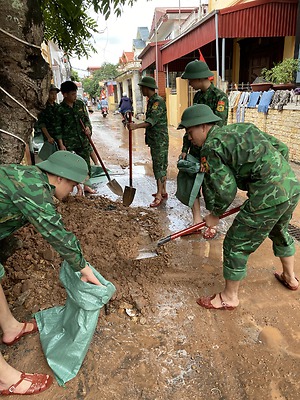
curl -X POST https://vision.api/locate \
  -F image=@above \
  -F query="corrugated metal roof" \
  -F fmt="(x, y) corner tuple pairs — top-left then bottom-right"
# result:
(159, 0), (298, 67)
(219, 0), (298, 38)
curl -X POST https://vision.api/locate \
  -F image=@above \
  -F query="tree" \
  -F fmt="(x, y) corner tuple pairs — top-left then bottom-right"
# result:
(82, 63), (118, 98)
(0, 0), (136, 164)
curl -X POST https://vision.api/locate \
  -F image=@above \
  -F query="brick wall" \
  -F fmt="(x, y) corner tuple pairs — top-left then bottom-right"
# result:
(228, 107), (300, 163)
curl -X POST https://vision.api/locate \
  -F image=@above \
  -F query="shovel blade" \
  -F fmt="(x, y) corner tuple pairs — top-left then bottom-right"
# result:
(136, 248), (158, 260)
(107, 179), (123, 196)
(122, 185), (136, 206)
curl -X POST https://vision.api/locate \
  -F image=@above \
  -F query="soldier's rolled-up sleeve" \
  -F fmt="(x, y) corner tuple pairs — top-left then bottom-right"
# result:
(202, 152), (237, 216)
(12, 190), (86, 271)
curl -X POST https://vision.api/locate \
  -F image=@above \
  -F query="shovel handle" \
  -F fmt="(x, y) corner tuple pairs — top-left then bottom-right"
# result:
(127, 111), (133, 187)
(79, 119), (111, 181)
(157, 206), (241, 247)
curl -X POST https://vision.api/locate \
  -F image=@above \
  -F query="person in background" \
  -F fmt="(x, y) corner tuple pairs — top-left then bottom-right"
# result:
(37, 84), (60, 145)
(119, 92), (133, 125)
(55, 81), (97, 193)
(0, 151), (104, 395)
(180, 60), (229, 239)
(178, 104), (300, 310)
(127, 77), (169, 207)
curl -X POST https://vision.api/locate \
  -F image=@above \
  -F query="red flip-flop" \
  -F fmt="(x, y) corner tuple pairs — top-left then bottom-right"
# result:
(274, 272), (299, 291)
(150, 197), (163, 207)
(202, 226), (217, 239)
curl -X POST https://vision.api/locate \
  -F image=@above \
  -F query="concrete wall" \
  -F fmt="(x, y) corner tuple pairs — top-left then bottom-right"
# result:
(228, 107), (300, 163)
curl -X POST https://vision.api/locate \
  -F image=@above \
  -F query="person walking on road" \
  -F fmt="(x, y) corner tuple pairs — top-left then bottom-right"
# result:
(178, 104), (300, 310)
(0, 151), (104, 395)
(127, 76), (169, 207)
(180, 60), (229, 239)
(119, 92), (133, 124)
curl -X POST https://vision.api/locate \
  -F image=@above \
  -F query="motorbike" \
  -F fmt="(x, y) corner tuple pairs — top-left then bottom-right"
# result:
(101, 106), (108, 118)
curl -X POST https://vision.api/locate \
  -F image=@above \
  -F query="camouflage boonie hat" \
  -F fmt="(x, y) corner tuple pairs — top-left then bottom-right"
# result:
(49, 84), (60, 93)
(177, 104), (221, 129)
(181, 60), (214, 79)
(36, 151), (88, 183)
(138, 76), (158, 89)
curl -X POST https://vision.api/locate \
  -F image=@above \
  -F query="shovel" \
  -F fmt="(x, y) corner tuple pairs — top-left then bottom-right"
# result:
(79, 119), (123, 196)
(123, 111), (136, 206)
(136, 206), (241, 259)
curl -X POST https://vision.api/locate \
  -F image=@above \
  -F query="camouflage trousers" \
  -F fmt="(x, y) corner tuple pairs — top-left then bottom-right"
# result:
(150, 145), (168, 181)
(223, 194), (300, 281)
(68, 145), (92, 176)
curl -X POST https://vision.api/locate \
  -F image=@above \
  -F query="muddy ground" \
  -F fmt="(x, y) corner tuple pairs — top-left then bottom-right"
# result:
(1, 112), (300, 400)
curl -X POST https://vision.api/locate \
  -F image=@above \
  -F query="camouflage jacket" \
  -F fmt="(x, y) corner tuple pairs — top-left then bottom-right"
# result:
(200, 123), (300, 216)
(55, 99), (92, 150)
(182, 83), (229, 156)
(37, 101), (60, 140)
(0, 165), (87, 273)
(145, 93), (169, 148)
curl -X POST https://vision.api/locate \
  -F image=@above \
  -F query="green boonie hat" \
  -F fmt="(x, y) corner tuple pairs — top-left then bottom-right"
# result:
(181, 60), (214, 79)
(177, 104), (222, 129)
(49, 84), (60, 93)
(36, 151), (88, 183)
(138, 76), (158, 89)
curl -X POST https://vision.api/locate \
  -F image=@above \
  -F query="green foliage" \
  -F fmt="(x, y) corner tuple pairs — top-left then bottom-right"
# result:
(82, 62), (118, 97)
(39, 0), (137, 58)
(261, 58), (300, 84)
(70, 69), (81, 82)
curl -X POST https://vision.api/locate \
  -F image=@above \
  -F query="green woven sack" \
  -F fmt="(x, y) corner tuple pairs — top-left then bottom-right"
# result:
(35, 261), (116, 386)
(175, 154), (204, 207)
(38, 141), (58, 161)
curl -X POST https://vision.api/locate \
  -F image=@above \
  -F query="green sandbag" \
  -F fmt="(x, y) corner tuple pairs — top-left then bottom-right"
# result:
(35, 261), (116, 386)
(38, 142), (58, 161)
(175, 154), (204, 207)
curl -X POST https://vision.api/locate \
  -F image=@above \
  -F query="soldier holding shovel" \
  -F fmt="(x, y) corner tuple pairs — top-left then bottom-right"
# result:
(178, 104), (300, 310)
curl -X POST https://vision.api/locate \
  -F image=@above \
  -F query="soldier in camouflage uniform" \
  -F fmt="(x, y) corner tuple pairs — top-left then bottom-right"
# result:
(178, 104), (300, 310)
(127, 76), (169, 207)
(55, 81), (96, 194)
(180, 60), (229, 238)
(37, 84), (60, 144)
(0, 151), (103, 395)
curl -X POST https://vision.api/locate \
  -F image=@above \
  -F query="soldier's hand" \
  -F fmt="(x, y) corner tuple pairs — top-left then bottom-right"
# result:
(47, 137), (55, 144)
(180, 152), (187, 160)
(85, 127), (91, 136)
(127, 122), (135, 131)
(80, 265), (104, 286)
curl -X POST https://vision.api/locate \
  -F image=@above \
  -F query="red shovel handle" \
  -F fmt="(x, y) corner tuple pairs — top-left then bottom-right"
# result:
(127, 111), (133, 186)
(157, 206), (241, 246)
(79, 119), (111, 181)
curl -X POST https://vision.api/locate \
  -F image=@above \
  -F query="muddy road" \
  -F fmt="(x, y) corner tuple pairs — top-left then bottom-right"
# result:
(1, 111), (300, 400)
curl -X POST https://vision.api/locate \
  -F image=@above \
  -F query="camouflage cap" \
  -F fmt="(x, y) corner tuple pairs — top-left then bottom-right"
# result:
(181, 60), (214, 79)
(49, 84), (60, 93)
(138, 76), (158, 89)
(177, 104), (221, 129)
(36, 151), (88, 183)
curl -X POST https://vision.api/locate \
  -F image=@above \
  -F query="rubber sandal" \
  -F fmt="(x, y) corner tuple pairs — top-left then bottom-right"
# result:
(150, 197), (163, 208)
(2, 320), (38, 346)
(152, 193), (168, 199)
(274, 272), (299, 291)
(0, 372), (53, 395)
(202, 226), (217, 240)
(196, 293), (237, 310)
